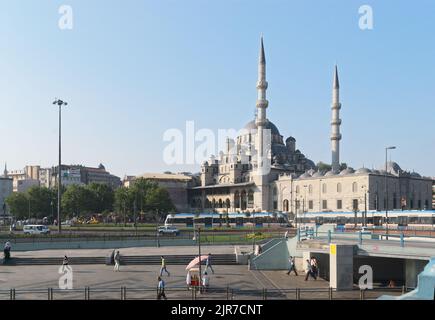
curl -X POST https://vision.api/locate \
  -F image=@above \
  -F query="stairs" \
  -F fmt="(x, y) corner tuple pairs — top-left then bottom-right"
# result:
(2, 254), (237, 266)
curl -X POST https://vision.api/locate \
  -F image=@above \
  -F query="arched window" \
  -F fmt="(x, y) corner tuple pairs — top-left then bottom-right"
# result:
(226, 198), (231, 209)
(352, 182), (358, 193)
(283, 199), (289, 212)
(218, 199), (223, 208)
(248, 190), (254, 208)
(337, 183), (342, 193)
(296, 186), (300, 194)
(322, 183), (327, 194)
(234, 191), (240, 208)
(241, 190), (247, 210)
(308, 185), (313, 194)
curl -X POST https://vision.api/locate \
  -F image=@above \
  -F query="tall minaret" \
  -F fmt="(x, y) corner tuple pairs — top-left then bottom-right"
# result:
(3, 163), (7, 178)
(254, 36), (270, 211)
(330, 65), (342, 171)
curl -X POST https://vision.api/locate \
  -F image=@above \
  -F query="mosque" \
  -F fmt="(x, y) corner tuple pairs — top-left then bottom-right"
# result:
(187, 38), (432, 215)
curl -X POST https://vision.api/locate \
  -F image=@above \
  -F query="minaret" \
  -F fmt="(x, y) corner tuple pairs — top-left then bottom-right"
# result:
(253, 36), (270, 211)
(331, 65), (342, 171)
(3, 163), (7, 178)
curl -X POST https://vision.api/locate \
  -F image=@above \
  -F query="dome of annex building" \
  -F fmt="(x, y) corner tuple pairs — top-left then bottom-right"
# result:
(312, 170), (324, 178)
(355, 167), (372, 174)
(299, 171), (312, 179)
(324, 170), (338, 177)
(339, 167), (355, 175)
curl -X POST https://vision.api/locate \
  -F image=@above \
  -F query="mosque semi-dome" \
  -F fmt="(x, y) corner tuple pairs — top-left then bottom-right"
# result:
(355, 167), (372, 174)
(339, 167), (355, 175)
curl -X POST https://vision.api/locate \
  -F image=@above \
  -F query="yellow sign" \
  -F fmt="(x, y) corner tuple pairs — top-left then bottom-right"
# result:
(330, 244), (336, 255)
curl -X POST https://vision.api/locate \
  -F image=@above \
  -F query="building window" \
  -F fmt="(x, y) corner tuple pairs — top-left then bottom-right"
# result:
(352, 182), (358, 193)
(322, 183), (327, 194)
(353, 199), (359, 211)
(283, 199), (289, 212)
(337, 200), (342, 210)
(308, 185), (313, 194)
(322, 200), (327, 210)
(248, 190), (254, 208)
(296, 200), (300, 209)
(308, 200), (313, 210)
(296, 186), (300, 194)
(337, 183), (342, 193)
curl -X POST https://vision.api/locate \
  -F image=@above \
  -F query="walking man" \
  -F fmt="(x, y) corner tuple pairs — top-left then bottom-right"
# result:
(160, 256), (170, 276)
(304, 259), (316, 281)
(114, 250), (120, 272)
(287, 256), (298, 276)
(205, 253), (214, 274)
(157, 276), (167, 300)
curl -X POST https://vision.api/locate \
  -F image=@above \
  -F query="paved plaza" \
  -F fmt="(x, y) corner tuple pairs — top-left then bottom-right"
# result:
(0, 262), (401, 300)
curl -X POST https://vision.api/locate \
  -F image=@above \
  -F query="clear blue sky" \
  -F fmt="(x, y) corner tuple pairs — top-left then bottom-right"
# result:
(0, 0), (434, 178)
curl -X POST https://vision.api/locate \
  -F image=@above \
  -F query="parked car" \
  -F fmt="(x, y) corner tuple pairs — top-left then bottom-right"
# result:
(157, 225), (180, 235)
(23, 225), (51, 235)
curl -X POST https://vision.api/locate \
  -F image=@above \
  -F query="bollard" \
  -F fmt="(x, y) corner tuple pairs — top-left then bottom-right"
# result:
(400, 233), (404, 247)
(402, 285), (406, 294)
(48, 288), (53, 300)
(327, 230), (332, 243)
(296, 288), (300, 300)
(329, 287), (333, 300)
(359, 231), (363, 245)
(10, 288), (15, 300)
(226, 286), (230, 300)
(360, 289), (365, 300)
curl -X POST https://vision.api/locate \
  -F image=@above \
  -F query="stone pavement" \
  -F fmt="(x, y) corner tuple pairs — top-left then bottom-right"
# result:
(0, 263), (401, 300)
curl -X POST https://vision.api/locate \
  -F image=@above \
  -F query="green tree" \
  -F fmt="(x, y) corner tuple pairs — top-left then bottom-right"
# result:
(316, 161), (332, 172)
(87, 183), (114, 213)
(144, 187), (176, 221)
(27, 186), (57, 219)
(62, 185), (96, 217)
(5, 192), (28, 220)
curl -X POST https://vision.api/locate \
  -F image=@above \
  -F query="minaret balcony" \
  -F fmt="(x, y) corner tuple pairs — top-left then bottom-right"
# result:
(256, 80), (268, 90)
(330, 134), (342, 140)
(330, 119), (342, 125)
(256, 99), (269, 109)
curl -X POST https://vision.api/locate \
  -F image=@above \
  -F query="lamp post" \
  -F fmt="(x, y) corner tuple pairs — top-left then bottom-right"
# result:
(385, 146), (396, 239)
(53, 99), (68, 233)
(197, 226), (202, 291)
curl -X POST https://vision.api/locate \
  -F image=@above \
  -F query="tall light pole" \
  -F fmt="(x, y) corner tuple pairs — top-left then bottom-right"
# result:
(385, 146), (396, 239)
(53, 99), (68, 233)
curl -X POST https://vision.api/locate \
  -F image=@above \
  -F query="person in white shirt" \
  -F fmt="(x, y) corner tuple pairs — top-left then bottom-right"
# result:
(202, 272), (210, 292)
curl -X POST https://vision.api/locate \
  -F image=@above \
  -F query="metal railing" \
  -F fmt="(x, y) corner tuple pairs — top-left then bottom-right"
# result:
(297, 228), (435, 248)
(0, 285), (406, 300)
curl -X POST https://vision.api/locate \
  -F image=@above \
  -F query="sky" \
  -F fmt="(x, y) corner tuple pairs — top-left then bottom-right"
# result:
(0, 0), (434, 178)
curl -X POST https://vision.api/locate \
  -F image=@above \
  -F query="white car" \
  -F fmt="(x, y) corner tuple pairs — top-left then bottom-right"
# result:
(23, 225), (50, 235)
(157, 225), (180, 235)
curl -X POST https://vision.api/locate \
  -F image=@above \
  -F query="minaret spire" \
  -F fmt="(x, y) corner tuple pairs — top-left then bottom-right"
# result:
(331, 65), (342, 171)
(255, 35), (268, 125)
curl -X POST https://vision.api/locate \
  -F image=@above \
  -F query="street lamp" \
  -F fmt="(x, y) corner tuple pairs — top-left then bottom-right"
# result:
(53, 99), (68, 233)
(385, 146), (396, 239)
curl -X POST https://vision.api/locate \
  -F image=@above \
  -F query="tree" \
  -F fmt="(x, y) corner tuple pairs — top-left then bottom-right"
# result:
(145, 187), (176, 221)
(5, 193), (28, 220)
(316, 162), (332, 172)
(62, 185), (96, 217)
(27, 186), (57, 219)
(87, 183), (114, 213)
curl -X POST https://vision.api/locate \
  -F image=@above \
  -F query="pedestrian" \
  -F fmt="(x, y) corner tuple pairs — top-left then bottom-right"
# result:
(284, 230), (289, 239)
(310, 257), (318, 279)
(160, 256), (170, 276)
(201, 271), (210, 293)
(205, 253), (214, 274)
(114, 250), (120, 272)
(157, 276), (167, 300)
(186, 272), (191, 289)
(3, 241), (11, 261)
(304, 259), (316, 281)
(287, 256), (298, 276)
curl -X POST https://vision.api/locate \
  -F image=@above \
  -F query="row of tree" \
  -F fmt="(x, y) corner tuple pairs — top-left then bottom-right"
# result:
(5, 178), (176, 221)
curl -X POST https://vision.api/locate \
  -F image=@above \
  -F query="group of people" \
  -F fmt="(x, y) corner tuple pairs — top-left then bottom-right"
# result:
(305, 257), (319, 281)
(286, 255), (319, 281)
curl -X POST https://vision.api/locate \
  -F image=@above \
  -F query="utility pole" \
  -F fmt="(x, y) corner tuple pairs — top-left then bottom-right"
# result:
(53, 99), (68, 233)
(385, 146), (396, 239)
(197, 226), (202, 291)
